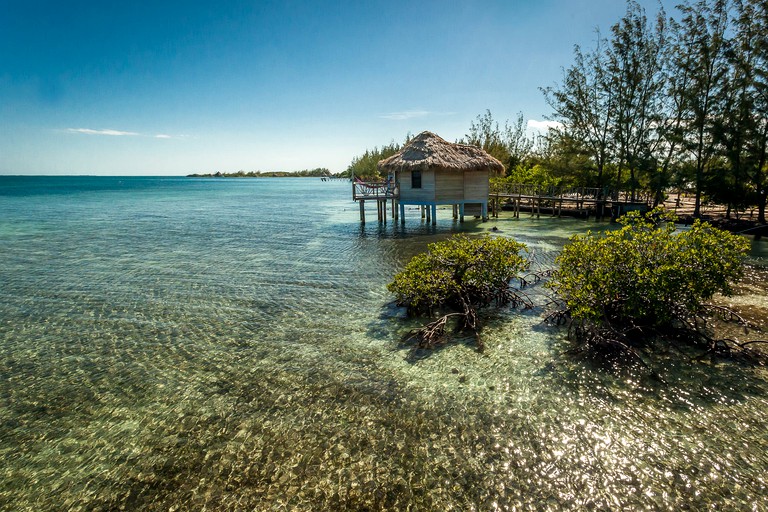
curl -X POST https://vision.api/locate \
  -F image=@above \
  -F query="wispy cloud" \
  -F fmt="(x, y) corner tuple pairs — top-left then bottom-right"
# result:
(380, 110), (431, 120)
(67, 128), (140, 136)
(66, 128), (185, 139)
(527, 120), (562, 132)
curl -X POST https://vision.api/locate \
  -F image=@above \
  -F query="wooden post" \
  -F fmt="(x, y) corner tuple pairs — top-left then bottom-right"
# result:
(431, 204), (437, 225)
(359, 200), (366, 224)
(453, 204), (458, 220)
(459, 203), (465, 223)
(400, 202), (405, 224)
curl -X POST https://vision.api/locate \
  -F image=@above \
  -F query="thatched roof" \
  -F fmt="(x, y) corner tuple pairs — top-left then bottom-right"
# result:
(377, 131), (504, 174)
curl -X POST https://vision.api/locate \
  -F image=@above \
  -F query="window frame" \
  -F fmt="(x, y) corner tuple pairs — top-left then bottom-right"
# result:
(411, 170), (422, 189)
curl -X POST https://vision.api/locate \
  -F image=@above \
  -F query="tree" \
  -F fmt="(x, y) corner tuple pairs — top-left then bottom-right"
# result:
(648, 12), (694, 207)
(547, 208), (760, 366)
(388, 234), (530, 351)
(463, 110), (533, 173)
(503, 112), (535, 169)
(345, 134), (412, 180)
(542, 35), (615, 191)
(463, 110), (511, 169)
(675, 0), (731, 217)
(747, 0), (768, 223)
(715, 0), (768, 222)
(606, 1), (668, 202)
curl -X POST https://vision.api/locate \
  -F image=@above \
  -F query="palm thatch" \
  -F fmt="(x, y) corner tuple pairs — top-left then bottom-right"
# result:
(377, 131), (504, 174)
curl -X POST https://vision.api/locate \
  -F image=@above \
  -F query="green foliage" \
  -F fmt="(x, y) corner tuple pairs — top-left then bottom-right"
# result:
(549, 208), (750, 326)
(188, 168), (333, 178)
(388, 234), (529, 316)
(541, 0), (768, 220)
(463, 110), (533, 173)
(346, 138), (408, 180)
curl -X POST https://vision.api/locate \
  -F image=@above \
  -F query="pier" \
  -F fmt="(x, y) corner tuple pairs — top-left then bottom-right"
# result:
(490, 185), (650, 220)
(353, 180), (655, 225)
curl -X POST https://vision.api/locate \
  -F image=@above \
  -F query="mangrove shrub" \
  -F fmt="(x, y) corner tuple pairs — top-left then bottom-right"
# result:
(388, 234), (530, 350)
(548, 209), (754, 361)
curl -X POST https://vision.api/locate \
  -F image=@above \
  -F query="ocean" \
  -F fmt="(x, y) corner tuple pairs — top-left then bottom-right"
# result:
(1, 176), (766, 510)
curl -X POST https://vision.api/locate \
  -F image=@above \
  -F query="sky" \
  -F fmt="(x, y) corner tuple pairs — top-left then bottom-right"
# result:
(0, 0), (664, 175)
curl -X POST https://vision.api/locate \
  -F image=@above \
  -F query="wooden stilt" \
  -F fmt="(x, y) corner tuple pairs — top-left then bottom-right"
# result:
(431, 204), (437, 225)
(359, 200), (366, 224)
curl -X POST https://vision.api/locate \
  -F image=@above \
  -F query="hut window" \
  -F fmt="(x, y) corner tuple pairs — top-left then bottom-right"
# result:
(411, 170), (422, 189)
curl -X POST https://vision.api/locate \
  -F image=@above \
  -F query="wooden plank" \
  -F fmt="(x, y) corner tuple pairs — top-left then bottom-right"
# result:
(399, 170), (436, 202)
(463, 170), (489, 200)
(435, 172), (464, 201)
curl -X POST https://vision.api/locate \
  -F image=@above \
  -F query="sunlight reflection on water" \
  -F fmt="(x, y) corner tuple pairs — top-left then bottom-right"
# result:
(0, 177), (766, 510)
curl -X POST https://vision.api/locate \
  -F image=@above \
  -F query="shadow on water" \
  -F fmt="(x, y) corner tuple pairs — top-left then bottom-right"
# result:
(540, 324), (768, 409)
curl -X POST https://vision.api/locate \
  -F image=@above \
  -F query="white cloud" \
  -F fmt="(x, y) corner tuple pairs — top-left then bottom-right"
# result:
(380, 110), (431, 120)
(65, 128), (184, 139)
(527, 120), (562, 132)
(67, 128), (140, 136)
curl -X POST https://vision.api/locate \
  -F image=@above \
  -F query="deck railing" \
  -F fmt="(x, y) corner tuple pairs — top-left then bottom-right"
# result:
(491, 184), (611, 200)
(352, 180), (397, 200)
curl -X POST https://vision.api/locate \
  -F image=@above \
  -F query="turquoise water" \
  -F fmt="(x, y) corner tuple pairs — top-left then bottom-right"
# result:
(1, 176), (766, 511)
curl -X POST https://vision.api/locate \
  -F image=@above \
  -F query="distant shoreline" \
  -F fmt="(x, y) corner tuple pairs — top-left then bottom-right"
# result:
(187, 169), (345, 179)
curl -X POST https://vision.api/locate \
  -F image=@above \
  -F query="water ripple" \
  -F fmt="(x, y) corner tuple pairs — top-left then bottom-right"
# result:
(0, 177), (766, 510)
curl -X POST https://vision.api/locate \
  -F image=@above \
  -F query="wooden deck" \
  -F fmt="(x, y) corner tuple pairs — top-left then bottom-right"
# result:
(490, 185), (650, 219)
(352, 180), (398, 224)
(351, 181), (663, 224)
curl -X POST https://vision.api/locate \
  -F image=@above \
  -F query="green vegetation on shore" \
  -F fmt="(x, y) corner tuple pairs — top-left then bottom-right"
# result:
(188, 168), (340, 178)
(348, 0), (767, 223)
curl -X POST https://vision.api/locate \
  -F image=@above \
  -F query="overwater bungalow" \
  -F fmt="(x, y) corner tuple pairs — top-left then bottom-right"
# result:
(372, 131), (504, 224)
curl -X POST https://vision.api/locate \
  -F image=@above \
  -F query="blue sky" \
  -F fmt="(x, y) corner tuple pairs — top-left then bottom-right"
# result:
(0, 0), (662, 175)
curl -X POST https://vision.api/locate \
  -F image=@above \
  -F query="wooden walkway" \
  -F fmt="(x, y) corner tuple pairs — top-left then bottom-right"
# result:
(351, 181), (658, 224)
(490, 185), (651, 219)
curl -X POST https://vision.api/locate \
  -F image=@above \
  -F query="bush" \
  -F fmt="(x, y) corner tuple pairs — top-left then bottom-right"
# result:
(388, 234), (529, 349)
(548, 208), (756, 363)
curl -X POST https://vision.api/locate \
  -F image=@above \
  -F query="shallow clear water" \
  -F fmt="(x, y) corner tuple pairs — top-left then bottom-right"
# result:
(1, 176), (766, 511)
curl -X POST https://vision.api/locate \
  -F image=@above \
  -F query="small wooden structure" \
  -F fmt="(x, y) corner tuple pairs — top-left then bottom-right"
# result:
(374, 131), (503, 224)
(352, 179), (398, 224)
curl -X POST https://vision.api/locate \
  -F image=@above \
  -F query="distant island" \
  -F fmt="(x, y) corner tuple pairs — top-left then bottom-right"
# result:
(188, 168), (346, 178)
